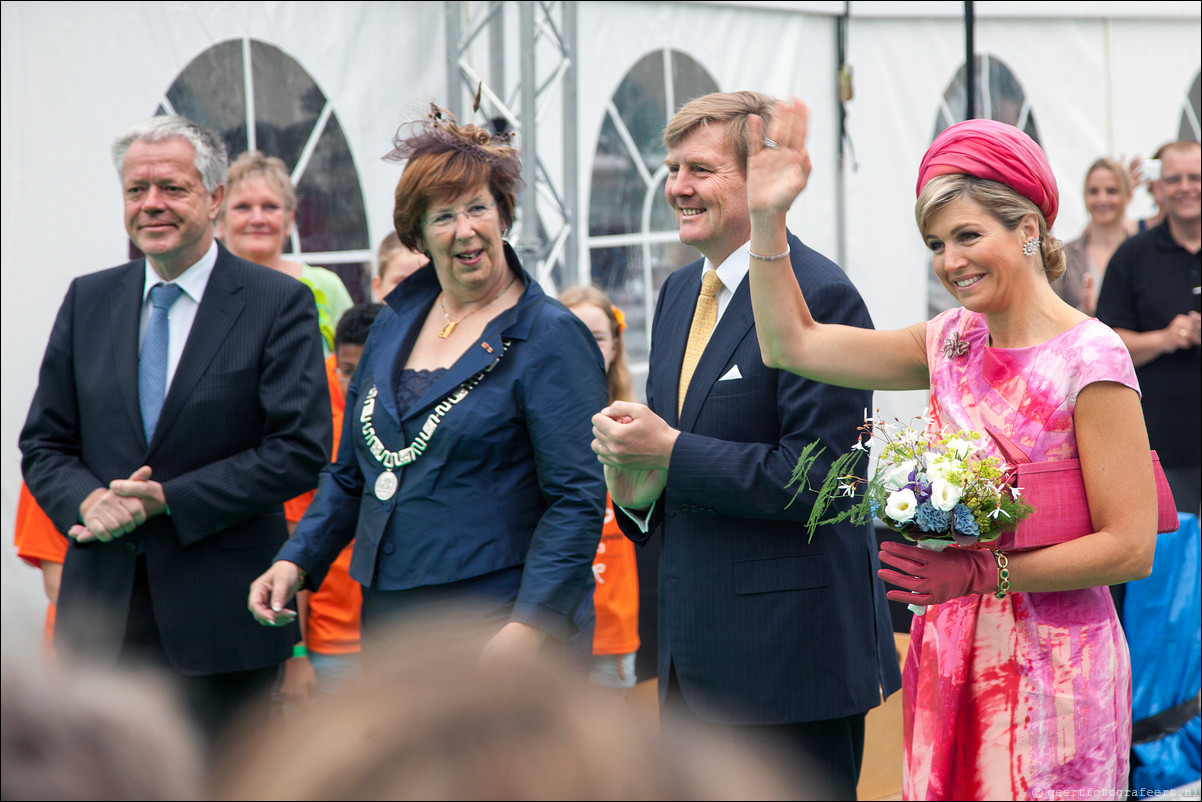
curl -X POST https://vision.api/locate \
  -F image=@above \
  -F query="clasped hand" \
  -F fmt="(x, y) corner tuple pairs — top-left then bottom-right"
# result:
(590, 401), (677, 510)
(71, 465), (166, 542)
(1165, 311), (1201, 351)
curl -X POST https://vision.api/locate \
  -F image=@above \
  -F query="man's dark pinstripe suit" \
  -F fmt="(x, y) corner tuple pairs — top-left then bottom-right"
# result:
(617, 231), (901, 788)
(20, 241), (330, 687)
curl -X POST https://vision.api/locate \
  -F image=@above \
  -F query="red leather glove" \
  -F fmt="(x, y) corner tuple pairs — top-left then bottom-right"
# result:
(877, 541), (998, 606)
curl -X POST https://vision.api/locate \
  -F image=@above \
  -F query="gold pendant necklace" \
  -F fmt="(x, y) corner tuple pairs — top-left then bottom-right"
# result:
(438, 274), (517, 338)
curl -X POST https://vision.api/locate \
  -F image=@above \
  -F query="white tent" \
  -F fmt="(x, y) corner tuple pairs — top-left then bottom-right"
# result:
(3, 0), (1199, 634)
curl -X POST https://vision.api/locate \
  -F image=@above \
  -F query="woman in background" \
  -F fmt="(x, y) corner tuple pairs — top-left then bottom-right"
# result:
(1055, 157), (1134, 314)
(220, 150), (354, 353)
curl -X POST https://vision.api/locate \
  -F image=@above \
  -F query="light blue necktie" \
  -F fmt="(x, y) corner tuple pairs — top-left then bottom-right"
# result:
(139, 283), (184, 440)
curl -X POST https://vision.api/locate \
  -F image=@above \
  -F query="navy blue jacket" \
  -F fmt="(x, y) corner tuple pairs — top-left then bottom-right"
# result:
(277, 245), (607, 640)
(618, 231), (902, 724)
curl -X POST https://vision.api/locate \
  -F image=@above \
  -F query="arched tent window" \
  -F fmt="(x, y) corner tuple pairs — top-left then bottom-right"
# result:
(586, 49), (720, 381)
(927, 55), (1041, 318)
(1178, 70), (1201, 142)
(136, 38), (371, 301)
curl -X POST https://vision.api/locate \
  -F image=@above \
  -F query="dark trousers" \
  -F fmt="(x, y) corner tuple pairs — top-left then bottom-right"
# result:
(121, 556), (278, 753)
(661, 663), (866, 800)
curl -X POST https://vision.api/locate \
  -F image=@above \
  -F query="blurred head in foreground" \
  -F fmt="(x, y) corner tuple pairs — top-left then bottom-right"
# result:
(215, 608), (821, 800)
(2, 654), (202, 800)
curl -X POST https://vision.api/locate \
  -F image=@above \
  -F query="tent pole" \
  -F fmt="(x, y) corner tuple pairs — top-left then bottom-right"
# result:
(965, 1), (976, 120)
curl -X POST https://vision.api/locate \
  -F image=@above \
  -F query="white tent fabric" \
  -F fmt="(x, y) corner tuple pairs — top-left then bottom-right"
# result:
(2, 0), (1199, 636)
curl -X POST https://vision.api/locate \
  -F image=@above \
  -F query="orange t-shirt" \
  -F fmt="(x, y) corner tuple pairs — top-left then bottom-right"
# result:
(284, 355), (361, 655)
(13, 482), (68, 649)
(592, 495), (640, 655)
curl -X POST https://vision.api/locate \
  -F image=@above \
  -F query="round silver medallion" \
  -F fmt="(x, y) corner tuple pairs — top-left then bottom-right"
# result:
(374, 470), (398, 501)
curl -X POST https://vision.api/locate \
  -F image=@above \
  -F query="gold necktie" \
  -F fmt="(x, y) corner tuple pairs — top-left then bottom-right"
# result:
(678, 269), (724, 417)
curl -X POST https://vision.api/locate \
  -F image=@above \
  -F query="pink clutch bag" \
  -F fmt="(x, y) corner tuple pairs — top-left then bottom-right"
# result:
(986, 427), (1179, 551)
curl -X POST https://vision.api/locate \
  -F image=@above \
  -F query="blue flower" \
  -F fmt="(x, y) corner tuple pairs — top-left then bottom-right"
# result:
(914, 502), (951, 533)
(952, 503), (980, 538)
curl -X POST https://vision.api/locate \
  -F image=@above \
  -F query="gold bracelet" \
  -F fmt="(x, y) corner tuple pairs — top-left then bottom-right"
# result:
(993, 551), (1011, 599)
(296, 567), (308, 592)
(749, 246), (790, 262)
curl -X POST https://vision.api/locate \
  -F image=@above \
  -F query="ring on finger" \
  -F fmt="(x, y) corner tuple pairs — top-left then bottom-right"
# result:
(762, 137), (780, 149)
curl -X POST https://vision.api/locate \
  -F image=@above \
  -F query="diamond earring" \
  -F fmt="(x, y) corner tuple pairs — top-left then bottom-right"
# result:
(1022, 238), (1040, 257)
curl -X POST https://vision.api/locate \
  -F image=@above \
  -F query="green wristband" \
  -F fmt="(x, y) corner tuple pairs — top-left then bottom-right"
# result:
(292, 643), (308, 659)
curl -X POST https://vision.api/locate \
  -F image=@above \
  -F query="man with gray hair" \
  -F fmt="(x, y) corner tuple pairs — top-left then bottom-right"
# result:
(20, 115), (331, 746)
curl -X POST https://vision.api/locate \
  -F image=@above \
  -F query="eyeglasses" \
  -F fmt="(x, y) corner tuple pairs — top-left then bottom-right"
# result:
(421, 202), (497, 231)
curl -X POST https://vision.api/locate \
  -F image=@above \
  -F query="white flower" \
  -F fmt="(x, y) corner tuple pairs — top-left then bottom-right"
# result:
(924, 453), (952, 481)
(944, 437), (976, 460)
(851, 437), (872, 453)
(988, 506), (1010, 520)
(838, 481), (856, 497)
(929, 476), (963, 511)
(885, 488), (918, 523)
(878, 459), (917, 491)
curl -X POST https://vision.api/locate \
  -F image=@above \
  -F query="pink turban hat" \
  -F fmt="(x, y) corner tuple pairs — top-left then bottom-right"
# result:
(916, 119), (1059, 229)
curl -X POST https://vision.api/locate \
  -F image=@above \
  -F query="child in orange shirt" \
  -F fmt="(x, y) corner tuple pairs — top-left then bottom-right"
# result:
(559, 287), (640, 689)
(281, 303), (383, 706)
(12, 482), (69, 658)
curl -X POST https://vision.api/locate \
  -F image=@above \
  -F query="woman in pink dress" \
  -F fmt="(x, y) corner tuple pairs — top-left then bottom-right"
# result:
(743, 102), (1158, 800)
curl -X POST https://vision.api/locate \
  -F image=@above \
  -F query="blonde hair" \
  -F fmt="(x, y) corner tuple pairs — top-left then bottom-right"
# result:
(558, 285), (634, 403)
(916, 174), (1066, 283)
(376, 231), (404, 278)
(663, 90), (777, 173)
(224, 150), (296, 216)
(1084, 157), (1133, 200)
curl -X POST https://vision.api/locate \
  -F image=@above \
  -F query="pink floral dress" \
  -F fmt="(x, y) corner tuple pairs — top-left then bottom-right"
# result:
(905, 308), (1139, 800)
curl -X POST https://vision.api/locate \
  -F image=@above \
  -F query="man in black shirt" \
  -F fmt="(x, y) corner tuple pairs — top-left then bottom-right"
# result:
(1097, 139), (1201, 516)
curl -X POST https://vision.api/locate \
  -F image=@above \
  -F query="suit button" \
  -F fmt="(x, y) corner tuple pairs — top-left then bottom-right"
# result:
(381, 542), (395, 555)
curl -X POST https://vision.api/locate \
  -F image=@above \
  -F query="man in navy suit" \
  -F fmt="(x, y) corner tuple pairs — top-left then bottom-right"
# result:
(592, 91), (900, 798)
(20, 116), (330, 745)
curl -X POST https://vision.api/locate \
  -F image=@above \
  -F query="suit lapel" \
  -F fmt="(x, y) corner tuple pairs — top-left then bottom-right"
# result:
(365, 310), (409, 426)
(677, 272), (754, 431)
(150, 252), (244, 452)
(655, 262), (703, 427)
(372, 254), (537, 427)
(113, 264), (147, 448)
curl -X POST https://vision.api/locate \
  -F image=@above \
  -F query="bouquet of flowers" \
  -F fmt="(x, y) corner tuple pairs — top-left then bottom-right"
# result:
(789, 411), (1034, 548)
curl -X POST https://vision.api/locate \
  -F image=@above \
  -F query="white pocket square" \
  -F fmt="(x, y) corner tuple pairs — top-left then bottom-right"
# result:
(718, 365), (743, 381)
